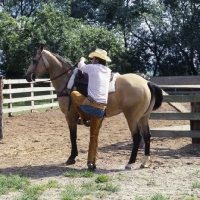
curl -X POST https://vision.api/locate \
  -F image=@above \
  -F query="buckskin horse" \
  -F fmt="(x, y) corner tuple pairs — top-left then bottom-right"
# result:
(25, 46), (163, 170)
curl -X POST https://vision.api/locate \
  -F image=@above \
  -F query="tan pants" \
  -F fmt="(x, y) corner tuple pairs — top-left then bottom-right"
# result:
(71, 91), (105, 165)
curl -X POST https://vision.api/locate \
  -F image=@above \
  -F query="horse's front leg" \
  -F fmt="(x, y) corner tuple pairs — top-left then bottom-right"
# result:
(66, 124), (78, 165)
(64, 110), (79, 165)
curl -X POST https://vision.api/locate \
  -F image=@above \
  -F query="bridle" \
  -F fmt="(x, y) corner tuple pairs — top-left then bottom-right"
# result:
(31, 52), (76, 83)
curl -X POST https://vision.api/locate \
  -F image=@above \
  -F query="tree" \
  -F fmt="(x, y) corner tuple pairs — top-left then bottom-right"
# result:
(0, 3), (125, 78)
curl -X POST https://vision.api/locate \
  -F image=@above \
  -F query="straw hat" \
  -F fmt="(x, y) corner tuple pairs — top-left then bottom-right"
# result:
(88, 48), (111, 62)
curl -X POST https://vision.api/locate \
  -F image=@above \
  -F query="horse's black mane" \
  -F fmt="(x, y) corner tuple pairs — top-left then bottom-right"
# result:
(52, 52), (74, 67)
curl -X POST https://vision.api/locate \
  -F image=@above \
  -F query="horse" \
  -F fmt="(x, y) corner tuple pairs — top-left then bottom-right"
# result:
(25, 46), (163, 170)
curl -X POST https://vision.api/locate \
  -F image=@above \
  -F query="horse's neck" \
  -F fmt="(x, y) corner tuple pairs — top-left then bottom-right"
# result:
(46, 53), (71, 92)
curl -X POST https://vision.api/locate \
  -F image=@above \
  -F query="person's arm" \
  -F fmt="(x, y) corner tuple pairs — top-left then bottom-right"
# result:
(78, 57), (86, 71)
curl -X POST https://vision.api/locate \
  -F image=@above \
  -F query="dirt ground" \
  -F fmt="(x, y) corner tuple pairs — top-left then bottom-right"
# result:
(0, 103), (200, 199)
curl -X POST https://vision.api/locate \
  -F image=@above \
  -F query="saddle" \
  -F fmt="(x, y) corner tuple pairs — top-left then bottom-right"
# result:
(74, 70), (88, 96)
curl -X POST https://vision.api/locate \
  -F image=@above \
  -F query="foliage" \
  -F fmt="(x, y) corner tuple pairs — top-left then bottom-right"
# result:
(1, 0), (200, 77)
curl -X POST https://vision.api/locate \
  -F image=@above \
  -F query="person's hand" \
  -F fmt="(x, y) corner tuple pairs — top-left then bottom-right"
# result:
(80, 57), (86, 62)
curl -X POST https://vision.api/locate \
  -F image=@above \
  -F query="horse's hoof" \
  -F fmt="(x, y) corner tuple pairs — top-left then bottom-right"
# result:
(125, 163), (132, 170)
(87, 162), (96, 171)
(140, 163), (149, 168)
(140, 156), (150, 168)
(66, 159), (76, 165)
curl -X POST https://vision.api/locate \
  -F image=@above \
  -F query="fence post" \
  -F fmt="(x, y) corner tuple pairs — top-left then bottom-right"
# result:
(0, 75), (3, 139)
(8, 83), (13, 117)
(50, 82), (53, 109)
(190, 102), (200, 144)
(30, 82), (34, 112)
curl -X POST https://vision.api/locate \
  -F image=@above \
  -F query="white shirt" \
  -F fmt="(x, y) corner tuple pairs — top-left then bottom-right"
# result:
(78, 60), (111, 104)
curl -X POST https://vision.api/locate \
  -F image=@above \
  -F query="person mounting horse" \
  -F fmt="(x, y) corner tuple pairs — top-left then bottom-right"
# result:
(71, 48), (112, 170)
(26, 45), (163, 171)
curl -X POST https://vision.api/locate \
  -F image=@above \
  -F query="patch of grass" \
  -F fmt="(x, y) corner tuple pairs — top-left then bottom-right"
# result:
(82, 181), (98, 191)
(192, 181), (200, 188)
(63, 170), (94, 178)
(115, 173), (126, 181)
(150, 194), (169, 200)
(192, 170), (200, 176)
(97, 183), (120, 193)
(62, 184), (91, 200)
(135, 197), (146, 200)
(17, 180), (60, 200)
(63, 171), (79, 178)
(62, 174), (120, 200)
(95, 174), (109, 183)
(0, 174), (30, 196)
(17, 184), (47, 200)
(142, 177), (157, 186)
(46, 180), (61, 188)
(135, 194), (169, 200)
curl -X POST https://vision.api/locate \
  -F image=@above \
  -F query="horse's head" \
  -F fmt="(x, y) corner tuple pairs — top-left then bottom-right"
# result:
(26, 45), (49, 82)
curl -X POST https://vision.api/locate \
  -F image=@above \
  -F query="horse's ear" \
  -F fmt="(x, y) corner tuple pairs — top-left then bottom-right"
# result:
(39, 44), (45, 52)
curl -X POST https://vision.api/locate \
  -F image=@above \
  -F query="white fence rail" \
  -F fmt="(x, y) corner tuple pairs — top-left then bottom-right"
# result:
(2, 78), (58, 115)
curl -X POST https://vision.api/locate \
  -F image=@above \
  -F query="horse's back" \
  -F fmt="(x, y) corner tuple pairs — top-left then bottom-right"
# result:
(106, 73), (151, 117)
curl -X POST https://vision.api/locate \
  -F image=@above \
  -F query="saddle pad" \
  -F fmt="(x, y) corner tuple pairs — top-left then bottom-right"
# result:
(67, 68), (79, 90)
(109, 72), (120, 93)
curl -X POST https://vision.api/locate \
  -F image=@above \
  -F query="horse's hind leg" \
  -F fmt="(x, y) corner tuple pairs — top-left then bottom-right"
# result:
(124, 115), (142, 169)
(139, 117), (151, 168)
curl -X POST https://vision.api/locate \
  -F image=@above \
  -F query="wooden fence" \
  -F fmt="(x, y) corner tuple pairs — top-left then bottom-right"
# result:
(2, 78), (58, 116)
(0, 76), (200, 143)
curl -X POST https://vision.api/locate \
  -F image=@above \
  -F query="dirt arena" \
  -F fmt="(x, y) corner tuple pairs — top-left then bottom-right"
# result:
(0, 103), (200, 199)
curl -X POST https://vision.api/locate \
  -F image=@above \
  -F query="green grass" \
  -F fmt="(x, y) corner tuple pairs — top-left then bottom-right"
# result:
(62, 173), (120, 200)
(141, 177), (157, 186)
(17, 180), (60, 200)
(0, 174), (30, 196)
(192, 170), (200, 176)
(135, 194), (169, 200)
(63, 170), (94, 178)
(192, 181), (200, 189)
(17, 184), (47, 200)
(62, 184), (91, 200)
(95, 174), (109, 183)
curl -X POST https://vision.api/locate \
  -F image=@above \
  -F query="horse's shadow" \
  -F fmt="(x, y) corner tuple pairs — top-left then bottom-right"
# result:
(98, 139), (200, 159)
(0, 164), (129, 180)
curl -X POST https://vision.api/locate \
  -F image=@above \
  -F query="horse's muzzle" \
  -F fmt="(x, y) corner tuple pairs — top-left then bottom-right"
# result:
(26, 72), (35, 82)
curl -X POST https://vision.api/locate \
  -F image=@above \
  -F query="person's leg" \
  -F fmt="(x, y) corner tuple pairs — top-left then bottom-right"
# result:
(71, 91), (90, 125)
(87, 115), (104, 169)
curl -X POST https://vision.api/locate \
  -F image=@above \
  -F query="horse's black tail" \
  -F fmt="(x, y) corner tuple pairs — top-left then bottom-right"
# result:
(147, 82), (163, 110)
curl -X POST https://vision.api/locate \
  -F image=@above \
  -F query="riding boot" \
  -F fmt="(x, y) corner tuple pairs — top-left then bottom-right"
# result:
(87, 115), (104, 168)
